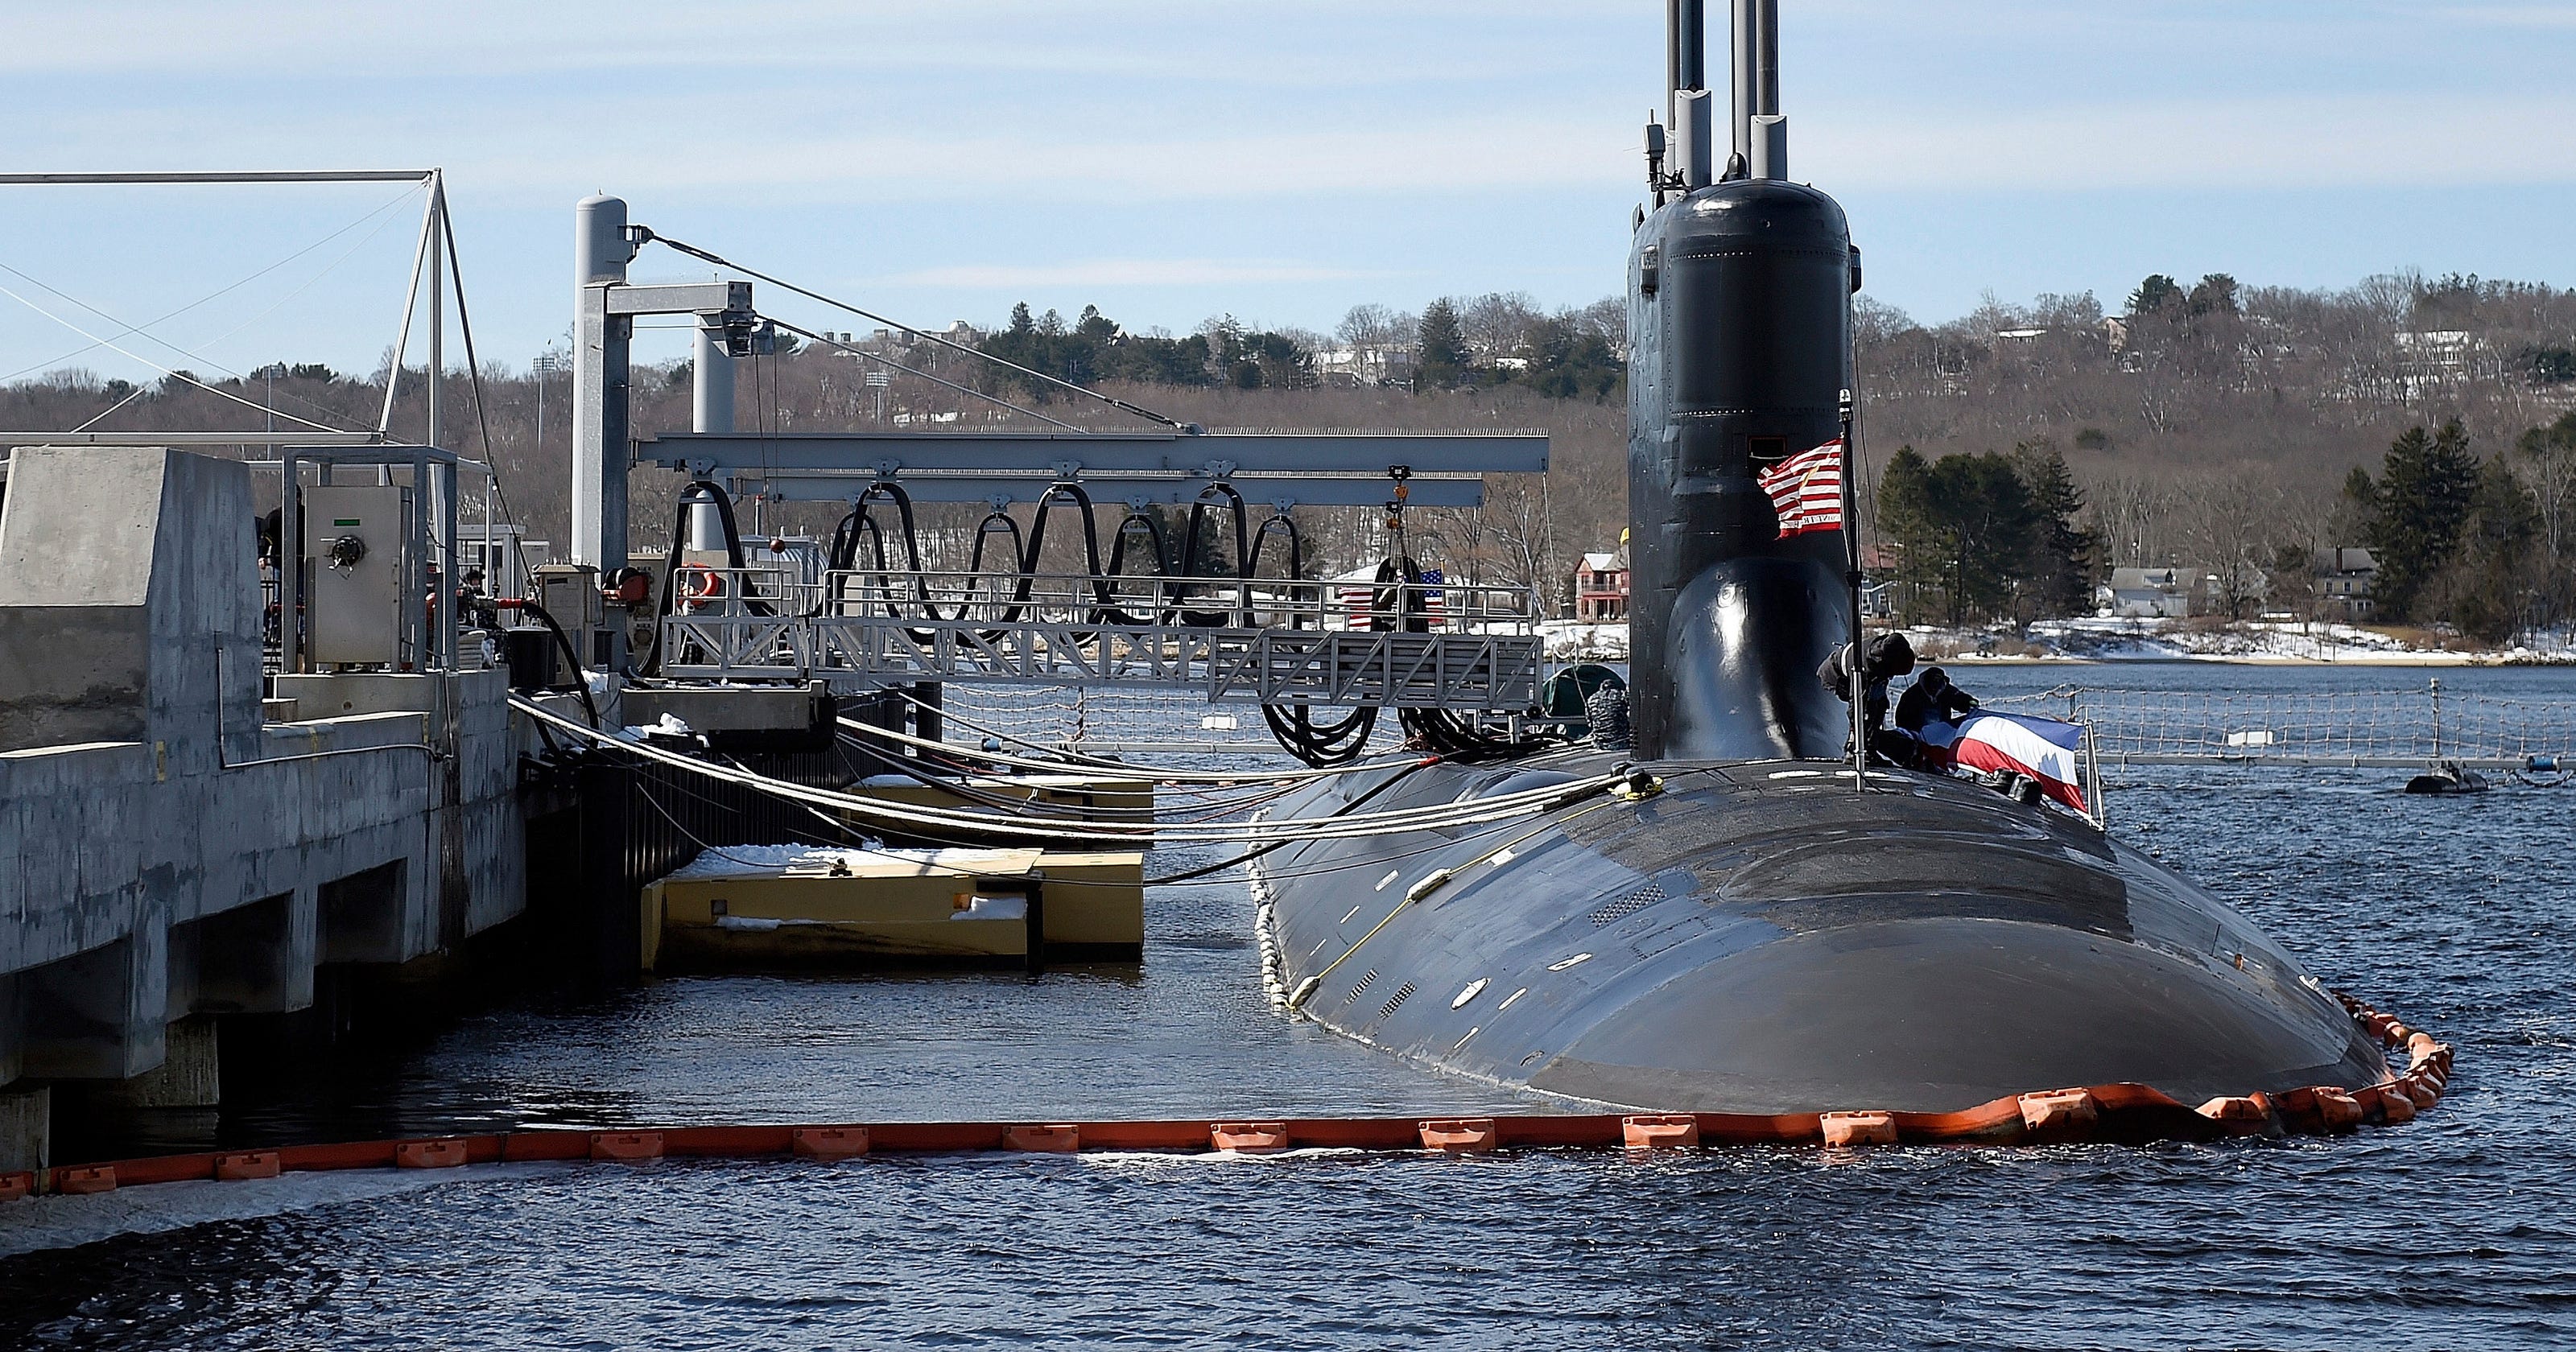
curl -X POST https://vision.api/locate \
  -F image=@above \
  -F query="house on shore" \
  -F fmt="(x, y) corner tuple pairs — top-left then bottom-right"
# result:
(2316, 547), (2377, 620)
(2099, 567), (2192, 619)
(1572, 550), (1629, 622)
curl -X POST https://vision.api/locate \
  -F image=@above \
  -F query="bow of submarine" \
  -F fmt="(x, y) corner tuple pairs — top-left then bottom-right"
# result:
(1258, 756), (2386, 1114)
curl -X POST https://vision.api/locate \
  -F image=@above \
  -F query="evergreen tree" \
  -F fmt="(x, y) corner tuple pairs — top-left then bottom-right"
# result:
(2185, 273), (2240, 317)
(2126, 274), (2183, 315)
(1873, 446), (1942, 622)
(1925, 451), (2041, 625)
(2013, 443), (2097, 616)
(2450, 457), (2541, 642)
(1417, 299), (1470, 389)
(2364, 419), (2479, 620)
(1872, 446), (2040, 625)
(1520, 315), (1624, 401)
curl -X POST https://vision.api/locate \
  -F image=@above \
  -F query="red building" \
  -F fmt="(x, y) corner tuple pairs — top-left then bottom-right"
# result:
(1572, 550), (1629, 622)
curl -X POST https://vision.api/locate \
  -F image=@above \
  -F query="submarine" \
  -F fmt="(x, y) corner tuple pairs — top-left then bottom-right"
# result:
(1251, 0), (2389, 1115)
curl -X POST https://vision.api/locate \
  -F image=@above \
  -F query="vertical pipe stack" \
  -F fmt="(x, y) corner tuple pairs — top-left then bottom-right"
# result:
(572, 195), (634, 575)
(688, 323), (737, 552)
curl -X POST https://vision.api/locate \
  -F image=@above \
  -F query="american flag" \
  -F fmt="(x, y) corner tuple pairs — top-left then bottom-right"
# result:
(1757, 439), (1845, 538)
(1337, 567), (1443, 626)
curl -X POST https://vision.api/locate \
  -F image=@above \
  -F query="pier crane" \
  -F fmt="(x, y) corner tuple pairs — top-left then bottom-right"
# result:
(564, 195), (1554, 758)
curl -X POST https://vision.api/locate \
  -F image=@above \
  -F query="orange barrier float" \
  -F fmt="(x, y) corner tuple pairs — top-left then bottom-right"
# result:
(214, 1151), (280, 1181)
(1418, 1118), (1498, 1152)
(1820, 1111), (1897, 1147)
(54, 1164), (116, 1195)
(1209, 1123), (1290, 1153)
(1621, 1115), (1699, 1149)
(1004, 1124), (1080, 1153)
(396, 1139), (471, 1169)
(10, 991), (2454, 1196)
(589, 1131), (667, 1161)
(792, 1127), (871, 1160)
(2017, 1089), (2099, 1137)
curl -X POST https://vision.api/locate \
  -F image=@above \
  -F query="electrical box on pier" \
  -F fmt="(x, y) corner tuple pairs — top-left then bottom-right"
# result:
(531, 563), (605, 674)
(303, 484), (412, 666)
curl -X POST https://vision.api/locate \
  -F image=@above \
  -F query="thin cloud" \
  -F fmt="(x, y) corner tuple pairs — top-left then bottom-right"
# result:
(1802, 92), (2576, 191)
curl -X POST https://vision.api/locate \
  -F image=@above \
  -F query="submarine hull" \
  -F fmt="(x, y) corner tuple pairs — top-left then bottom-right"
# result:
(1257, 753), (2385, 1113)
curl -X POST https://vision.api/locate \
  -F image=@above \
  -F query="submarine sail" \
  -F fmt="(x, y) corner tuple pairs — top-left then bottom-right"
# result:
(1252, 0), (2390, 1117)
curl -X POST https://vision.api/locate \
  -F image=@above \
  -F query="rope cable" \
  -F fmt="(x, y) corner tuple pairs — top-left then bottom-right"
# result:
(830, 730), (1307, 822)
(515, 696), (1612, 844)
(0, 269), (359, 434)
(840, 707), (1417, 785)
(0, 181), (423, 385)
(633, 229), (1187, 431)
(766, 318), (1084, 433)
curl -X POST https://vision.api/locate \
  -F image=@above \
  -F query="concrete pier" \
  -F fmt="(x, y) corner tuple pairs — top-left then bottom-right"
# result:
(0, 447), (527, 1169)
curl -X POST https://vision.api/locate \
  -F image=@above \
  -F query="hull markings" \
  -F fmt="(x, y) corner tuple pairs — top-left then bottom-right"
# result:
(1496, 987), (1528, 1011)
(1546, 953), (1594, 971)
(1451, 978), (1488, 1009)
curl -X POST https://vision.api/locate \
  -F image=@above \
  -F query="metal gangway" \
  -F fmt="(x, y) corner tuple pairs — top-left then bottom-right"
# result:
(554, 198), (1564, 760)
(654, 563), (1545, 711)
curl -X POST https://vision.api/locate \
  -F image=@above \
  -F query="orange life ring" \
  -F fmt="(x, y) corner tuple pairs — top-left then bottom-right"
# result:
(675, 563), (727, 612)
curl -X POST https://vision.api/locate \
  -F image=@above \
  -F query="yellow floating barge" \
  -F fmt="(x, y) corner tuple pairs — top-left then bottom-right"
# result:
(641, 845), (1146, 971)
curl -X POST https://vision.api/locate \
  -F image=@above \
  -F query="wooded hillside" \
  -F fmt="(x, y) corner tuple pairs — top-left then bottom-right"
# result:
(5, 269), (2570, 632)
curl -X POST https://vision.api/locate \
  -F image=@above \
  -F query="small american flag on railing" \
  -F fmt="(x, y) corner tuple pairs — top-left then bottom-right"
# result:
(1335, 567), (1444, 627)
(1757, 439), (1845, 537)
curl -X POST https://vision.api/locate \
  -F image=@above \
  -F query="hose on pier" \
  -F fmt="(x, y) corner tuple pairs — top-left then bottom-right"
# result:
(514, 695), (1617, 847)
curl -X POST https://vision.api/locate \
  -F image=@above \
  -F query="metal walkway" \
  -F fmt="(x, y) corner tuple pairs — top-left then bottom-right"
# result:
(656, 569), (1546, 711)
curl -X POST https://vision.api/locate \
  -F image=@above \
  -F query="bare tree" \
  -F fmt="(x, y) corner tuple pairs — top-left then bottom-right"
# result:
(1460, 292), (1542, 361)
(1336, 304), (1414, 348)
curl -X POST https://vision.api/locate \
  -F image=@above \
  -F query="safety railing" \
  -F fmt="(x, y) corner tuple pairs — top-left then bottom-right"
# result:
(654, 567), (1546, 712)
(1986, 681), (2576, 769)
(806, 568), (1537, 633)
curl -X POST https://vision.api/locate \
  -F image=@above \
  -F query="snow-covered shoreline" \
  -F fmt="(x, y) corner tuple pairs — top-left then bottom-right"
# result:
(1535, 616), (2576, 666)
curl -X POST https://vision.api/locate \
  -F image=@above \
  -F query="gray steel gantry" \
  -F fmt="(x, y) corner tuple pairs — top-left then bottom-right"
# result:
(571, 194), (1551, 709)
(636, 429), (1546, 509)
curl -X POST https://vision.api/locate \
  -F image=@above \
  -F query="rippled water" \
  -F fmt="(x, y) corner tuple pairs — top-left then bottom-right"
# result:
(5, 665), (2573, 1349)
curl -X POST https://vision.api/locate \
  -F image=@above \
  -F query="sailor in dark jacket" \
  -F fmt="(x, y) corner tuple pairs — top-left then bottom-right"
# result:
(1818, 633), (1918, 763)
(1896, 665), (1978, 736)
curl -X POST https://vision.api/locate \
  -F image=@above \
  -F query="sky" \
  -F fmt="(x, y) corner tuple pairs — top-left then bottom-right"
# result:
(5, 1), (2576, 384)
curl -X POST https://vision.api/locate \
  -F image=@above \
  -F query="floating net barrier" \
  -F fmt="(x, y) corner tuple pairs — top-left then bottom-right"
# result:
(1984, 684), (2576, 768)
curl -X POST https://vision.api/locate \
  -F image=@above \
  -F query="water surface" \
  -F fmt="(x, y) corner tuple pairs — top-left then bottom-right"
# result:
(4, 669), (2571, 1348)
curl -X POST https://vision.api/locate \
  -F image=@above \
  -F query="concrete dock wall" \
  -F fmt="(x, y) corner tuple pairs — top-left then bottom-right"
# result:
(0, 447), (526, 1168)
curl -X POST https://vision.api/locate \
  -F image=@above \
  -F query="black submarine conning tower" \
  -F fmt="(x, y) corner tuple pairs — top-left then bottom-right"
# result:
(1631, 0), (1860, 763)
